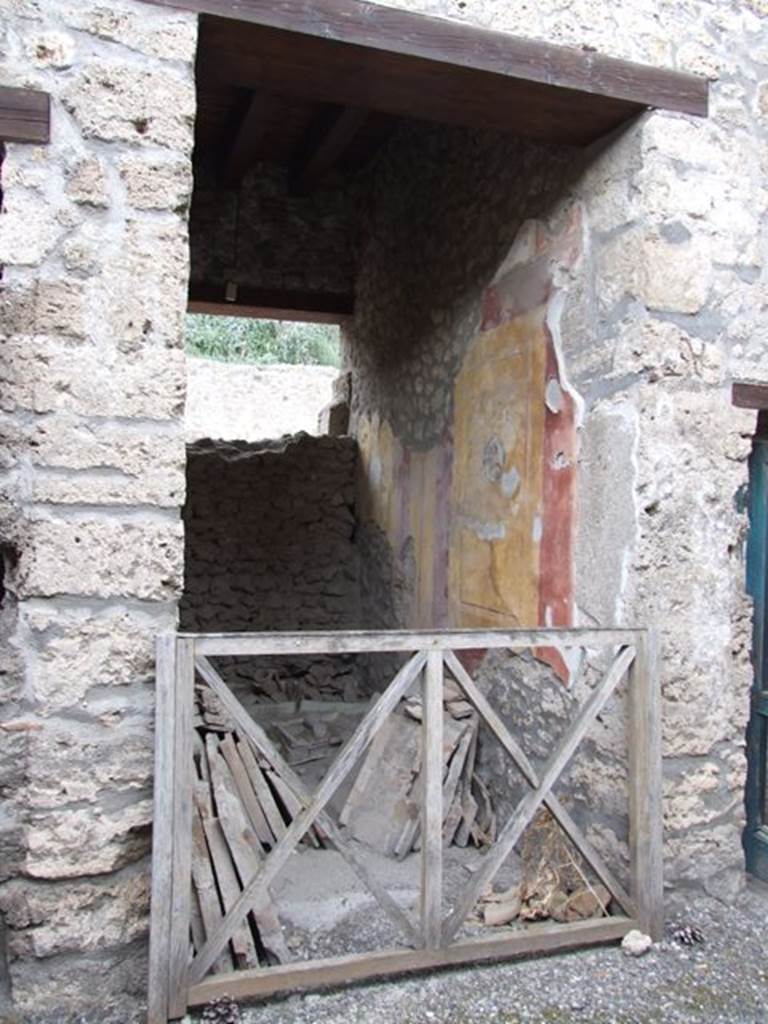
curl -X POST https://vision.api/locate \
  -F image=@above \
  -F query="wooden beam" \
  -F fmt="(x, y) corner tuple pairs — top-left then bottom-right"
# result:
(188, 284), (354, 323)
(733, 382), (768, 410)
(0, 86), (50, 143)
(292, 105), (369, 194)
(188, 916), (637, 1005)
(222, 91), (268, 185)
(188, 626), (644, 658)
(141, 0), (708, 118)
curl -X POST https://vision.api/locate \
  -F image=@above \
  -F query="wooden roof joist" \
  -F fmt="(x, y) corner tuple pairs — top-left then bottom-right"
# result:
(145, 0), (707, 147)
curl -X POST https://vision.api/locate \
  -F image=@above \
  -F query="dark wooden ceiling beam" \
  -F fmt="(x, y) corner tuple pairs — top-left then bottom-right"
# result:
(141, 0), (707, 117)
(0, 86), (50, 143)
(291, 105), (369, 194)
(195, 19), (641, 147)
(222, 91), (269, 185)
(189, 283), (353, 322)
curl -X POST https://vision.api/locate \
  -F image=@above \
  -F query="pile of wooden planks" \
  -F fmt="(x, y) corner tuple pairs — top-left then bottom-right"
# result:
(339, 680), (497, 858)
(190, 723), (323, 973)
(222, 656), (359, 703)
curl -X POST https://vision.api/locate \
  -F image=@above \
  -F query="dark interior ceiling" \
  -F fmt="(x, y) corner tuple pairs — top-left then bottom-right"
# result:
(192, 10), (708, 193)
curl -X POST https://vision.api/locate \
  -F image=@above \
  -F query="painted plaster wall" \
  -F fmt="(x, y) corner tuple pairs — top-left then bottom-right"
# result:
(0, 1), (196, 1019)
(349, 0), (768, 902)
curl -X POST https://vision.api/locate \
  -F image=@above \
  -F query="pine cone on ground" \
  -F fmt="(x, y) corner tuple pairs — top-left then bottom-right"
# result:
(201, 995), (241, 1023)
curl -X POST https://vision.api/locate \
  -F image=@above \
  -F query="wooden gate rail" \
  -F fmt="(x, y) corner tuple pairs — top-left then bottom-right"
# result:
(147, 627), (662, 1023)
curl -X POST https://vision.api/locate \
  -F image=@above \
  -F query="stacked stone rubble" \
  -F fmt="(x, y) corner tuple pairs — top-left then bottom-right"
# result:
(180, 435), (362, 698)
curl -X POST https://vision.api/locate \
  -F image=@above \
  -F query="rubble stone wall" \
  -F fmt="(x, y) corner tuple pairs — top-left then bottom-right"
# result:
(190, 160), (361, 302)
(0, 1), (196, 1020)
(180, 435), (359, 635)
(348, 0), (768, 902)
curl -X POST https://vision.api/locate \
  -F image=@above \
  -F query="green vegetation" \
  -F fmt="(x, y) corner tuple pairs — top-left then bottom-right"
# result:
(185, 314), (341, 367)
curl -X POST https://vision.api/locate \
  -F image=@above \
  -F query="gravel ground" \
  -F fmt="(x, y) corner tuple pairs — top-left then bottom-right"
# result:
(194, 880), (768, 1024)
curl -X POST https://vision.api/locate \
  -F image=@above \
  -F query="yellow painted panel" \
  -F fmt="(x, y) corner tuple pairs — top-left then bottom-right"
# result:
(450, 309), (548, 629)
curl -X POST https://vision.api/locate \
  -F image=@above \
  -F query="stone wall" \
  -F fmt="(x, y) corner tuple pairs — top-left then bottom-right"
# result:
(347, 0), (768, 902)
(190, 160), (361, 301)
(185, 357), (337, 442)
(0, 2), (196, 1020)
(180, 435), (364, 700)
(181, 434), (359, 634)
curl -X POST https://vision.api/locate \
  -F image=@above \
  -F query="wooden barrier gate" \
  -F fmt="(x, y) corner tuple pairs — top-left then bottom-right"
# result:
(147, 627), (662, 1023)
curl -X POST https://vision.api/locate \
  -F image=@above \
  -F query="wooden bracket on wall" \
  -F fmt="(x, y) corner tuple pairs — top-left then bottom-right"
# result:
(733, 382), (768, 411)
(0, 86), (50, 144)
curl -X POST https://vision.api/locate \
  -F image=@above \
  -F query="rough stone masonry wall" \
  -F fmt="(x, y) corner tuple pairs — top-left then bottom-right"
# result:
(0, 2), (196, 1021)
(180, 435), (359, 635)
(349, 0), (768, 903)
(190, 159), (361, 301)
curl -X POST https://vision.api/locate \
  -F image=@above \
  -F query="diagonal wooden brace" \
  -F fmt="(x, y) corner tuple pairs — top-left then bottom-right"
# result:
(190, 651), (427, 983)
(442, 645), (636, 945)
(194, 655), (420, 947)
(443, 650), (634, 916)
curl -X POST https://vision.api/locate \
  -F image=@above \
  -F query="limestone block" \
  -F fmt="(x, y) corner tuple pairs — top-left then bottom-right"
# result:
(25, 28), (75, 68)
(24, 416), (185, 507)
(613, 317), (725, 384)
(56, 2), (198, 63)
(0, 337), (185, 420)
(635, 231), (713, 314)
(97, 217), (190, 352)
(25, 797), (152, 878)
(15, 515), (183, 601)
(62, 59), (195, 153)
(22, 602), (175, 708)
(33, 279), (87, 339)
(664, 820), (746, 901)
(65, 156), (109, 208)
(0, 192), (66, 266)
(24, 722), (152, 809)
(118, 155), (192, 211)
(61, 223), (104, 275)
(663, 761), (723, 831)
(1, 866), (149, 958)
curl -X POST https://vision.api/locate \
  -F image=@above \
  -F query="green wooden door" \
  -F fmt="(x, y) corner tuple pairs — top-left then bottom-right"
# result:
(745, 436), (768, 879)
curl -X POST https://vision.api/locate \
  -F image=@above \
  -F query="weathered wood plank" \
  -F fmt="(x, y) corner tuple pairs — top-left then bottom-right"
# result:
(167, 638), (195, 1019)
(236, 737), (286, 844)
(191, 803), (232, 974)
(732, 381), (768, 410)
(191, 627), (642, 657)
(195, 778), (257, 970)
(442, 646), (636, 944)
(627, 629), (664, 940)
(188, 916), (636, 1006)
(189, 652), (427, 981)
(0, 85), (50, 143)
(147, 635), (176, 1024)
(141, 0), (707, 117)
(206, 737), (290, 964)
(203, 815), (261, 969)
(188, 285), (353, 323)
(219, 735), (274, 846)
(420, 652), (444, 949)
(443, 650), (634, 915)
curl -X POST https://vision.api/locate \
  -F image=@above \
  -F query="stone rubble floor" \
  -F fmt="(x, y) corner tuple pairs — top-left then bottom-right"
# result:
(191, 879), (768, 1024)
